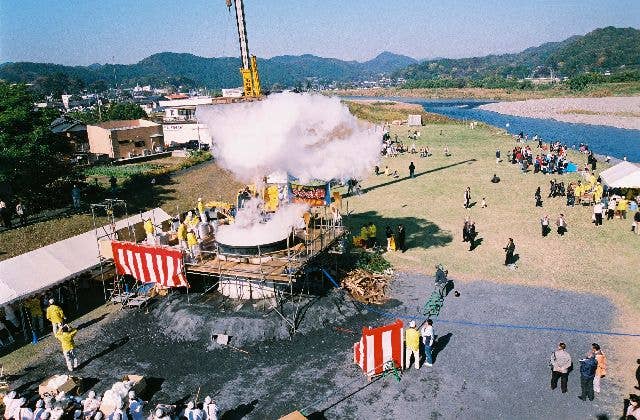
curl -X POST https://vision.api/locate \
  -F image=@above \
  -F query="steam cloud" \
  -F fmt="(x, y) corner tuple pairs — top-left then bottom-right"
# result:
(196, 92), (381, 182)
(216, 199), (308, 246)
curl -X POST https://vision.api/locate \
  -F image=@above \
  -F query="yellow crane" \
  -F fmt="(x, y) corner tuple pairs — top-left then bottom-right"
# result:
(226, 0), (262, 97)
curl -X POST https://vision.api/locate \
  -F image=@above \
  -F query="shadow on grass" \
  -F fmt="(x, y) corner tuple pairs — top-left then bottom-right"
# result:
(363, 159), (477, 194)
(346, 211), (453, 250)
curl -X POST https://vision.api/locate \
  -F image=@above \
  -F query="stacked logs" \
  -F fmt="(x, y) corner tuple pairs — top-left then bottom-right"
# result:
(341, 269), (391, 304)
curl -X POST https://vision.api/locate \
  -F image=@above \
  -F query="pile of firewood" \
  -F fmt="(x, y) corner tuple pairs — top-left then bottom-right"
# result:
(341, 269), (391, 304)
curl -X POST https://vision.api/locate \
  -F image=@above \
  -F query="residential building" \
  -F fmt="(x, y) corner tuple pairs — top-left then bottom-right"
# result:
(87, 119), (164, 160)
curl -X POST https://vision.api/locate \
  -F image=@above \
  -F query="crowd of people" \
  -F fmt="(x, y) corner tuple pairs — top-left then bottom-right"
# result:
(1, 387), (219, 420)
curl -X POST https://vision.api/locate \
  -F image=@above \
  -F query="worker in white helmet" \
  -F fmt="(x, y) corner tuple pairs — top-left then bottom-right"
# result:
(202, 396), (218, 420)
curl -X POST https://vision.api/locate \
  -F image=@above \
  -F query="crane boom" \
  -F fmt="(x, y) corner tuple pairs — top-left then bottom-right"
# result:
(227, 0), (261, 97)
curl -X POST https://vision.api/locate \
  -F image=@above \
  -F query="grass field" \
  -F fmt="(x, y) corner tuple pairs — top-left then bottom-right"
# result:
(333, 81), (640, 101)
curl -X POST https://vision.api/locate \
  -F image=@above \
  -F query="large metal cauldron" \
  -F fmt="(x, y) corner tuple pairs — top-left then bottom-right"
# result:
(216, 234), (293, 256)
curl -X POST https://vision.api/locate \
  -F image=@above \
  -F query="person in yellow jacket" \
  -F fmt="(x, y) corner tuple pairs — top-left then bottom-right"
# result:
(177, 221), (187, 250)
(144, 218), (155, 245)
(367, 222), (377, 248)
(359, 225), (369, 248)
(197, 198), (206, 222)
(46, 299), (65, 334)
(186, 229), (199, 257)
(24, 296), (44, 333)
(405, 321), (421, 370)
(55, 324), (78, 372)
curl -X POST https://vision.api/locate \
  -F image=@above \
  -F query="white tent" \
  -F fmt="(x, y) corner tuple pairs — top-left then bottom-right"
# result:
(0, 208), (171, 305)
(599, 161), (640, 188)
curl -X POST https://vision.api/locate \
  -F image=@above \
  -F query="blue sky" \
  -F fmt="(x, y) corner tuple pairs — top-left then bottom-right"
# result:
(1, 0), (639, 65)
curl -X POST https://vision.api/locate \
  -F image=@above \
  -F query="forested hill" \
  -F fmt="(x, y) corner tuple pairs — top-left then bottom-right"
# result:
(395, 26), (640, 83)
(0, 51), (416, 94)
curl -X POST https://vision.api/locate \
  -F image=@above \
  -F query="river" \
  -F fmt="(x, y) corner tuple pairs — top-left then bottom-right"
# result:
(349, 97), (640, 162)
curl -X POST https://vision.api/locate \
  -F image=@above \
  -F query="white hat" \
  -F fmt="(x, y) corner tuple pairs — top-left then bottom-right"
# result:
(74, 410), (83, 419)
(187, 401), (195, 409)
(198, 198), (202, 201)
(49, 299), (55, 304)
(154, 409), (164, 418)
(36, 400), (44, 408)
(87, 391), (96, 399)
(128, 391), (136, 399)
(409, 321), (416, 328)
(17, 397), (26, 407)
(204, 396), (211, 404)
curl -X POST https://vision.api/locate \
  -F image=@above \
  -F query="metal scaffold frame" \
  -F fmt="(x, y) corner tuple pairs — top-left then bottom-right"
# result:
(90, 199), (133, 302)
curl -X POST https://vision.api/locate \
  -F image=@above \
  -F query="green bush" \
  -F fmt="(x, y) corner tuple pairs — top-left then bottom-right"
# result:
(355, 251), (392, 273)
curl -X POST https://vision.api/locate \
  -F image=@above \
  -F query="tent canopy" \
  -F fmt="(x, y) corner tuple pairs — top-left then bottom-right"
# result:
(0, 208), (171, 306)
(599, 161), (640, 188)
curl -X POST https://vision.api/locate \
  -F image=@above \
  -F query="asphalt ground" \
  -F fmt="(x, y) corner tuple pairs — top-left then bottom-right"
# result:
(8, 273), (626, 419)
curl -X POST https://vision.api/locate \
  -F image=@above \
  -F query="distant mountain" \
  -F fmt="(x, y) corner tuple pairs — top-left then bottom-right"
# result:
(0, 51), (416, 93)
(396, 26), (640, 82)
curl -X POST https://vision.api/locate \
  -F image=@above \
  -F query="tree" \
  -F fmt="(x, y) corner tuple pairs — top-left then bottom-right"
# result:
(105, 102), (147, 121)
(0, 82), (74, 208)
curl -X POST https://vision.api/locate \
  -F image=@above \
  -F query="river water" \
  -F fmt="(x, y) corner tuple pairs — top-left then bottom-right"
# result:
(349, 97), (640, 162)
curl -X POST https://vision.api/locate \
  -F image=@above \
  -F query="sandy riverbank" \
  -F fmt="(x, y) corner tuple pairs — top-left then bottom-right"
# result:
(479, 96), (640, 130)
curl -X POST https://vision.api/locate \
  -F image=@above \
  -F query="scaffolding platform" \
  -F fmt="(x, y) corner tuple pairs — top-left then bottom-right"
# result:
(186, 225), (346, 284)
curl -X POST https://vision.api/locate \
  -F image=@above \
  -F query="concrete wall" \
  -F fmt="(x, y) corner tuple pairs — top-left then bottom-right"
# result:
(87, 125), (113, 156)
(162, 123), (211, 145)
(87, 120), (163, 159)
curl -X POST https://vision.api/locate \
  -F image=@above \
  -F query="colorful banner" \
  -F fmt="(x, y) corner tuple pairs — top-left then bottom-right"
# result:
(111, 241), (188, 288)
(289, 182), (330, 207)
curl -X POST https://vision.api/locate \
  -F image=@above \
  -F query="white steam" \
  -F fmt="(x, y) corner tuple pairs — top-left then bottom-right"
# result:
(196, 92), (381, 182)
(216, 200), (308, 246)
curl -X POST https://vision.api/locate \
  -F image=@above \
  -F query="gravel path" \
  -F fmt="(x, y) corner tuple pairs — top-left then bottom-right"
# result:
(8, 274), (625, 419)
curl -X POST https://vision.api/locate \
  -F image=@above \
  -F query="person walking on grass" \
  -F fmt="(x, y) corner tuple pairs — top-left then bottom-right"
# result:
(468, 221), (477, 251)
(420, 319), (434, 367)
(592, 343), (606, 394)
(409, 161), (415, 179)
(464, 187), (471, 209)
(578, 350), (598, 401)
(550, 342), (572, 393)
(593, 202), (603, 226)
(556, 214), (567, 236)
(535, 187), (543, 207)
(405, 321), (421, 370)
(503, 238), (515, 266)
(541, 215), (550, 237)
(55, 324), (78, 372)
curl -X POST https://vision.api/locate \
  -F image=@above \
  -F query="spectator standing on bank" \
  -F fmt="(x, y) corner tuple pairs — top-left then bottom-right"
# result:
(578, 351), (598, 401)
(409, 162), (415, 178)
(463, 187), (471, 209)
(541, 215), (550, 237)
(503, 238), (515, 266)
(396, 224), (406, 252)
(71, 185), (81, 208)
(495, 149), (501, 164)
(592, 343), (607, 393)
(15, 201), (26, 227)
(550, 342), (572, 393)
(0, 198), (11, 228)
(535, 187), (543, 207)
(420, 319), (434, 367)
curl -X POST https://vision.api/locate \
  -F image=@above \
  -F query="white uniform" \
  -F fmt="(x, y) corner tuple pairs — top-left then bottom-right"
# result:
(202, 403), (218, 420)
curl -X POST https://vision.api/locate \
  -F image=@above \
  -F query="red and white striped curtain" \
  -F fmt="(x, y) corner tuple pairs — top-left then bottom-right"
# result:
(111, 241), (188, 288)
(353, 319), (404, 376)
